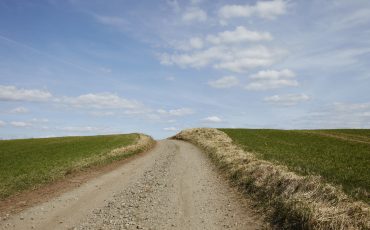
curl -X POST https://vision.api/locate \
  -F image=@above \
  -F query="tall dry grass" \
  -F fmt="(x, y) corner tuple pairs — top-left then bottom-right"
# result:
(174, 128), (370, 229)
(70, 133), (156, 171)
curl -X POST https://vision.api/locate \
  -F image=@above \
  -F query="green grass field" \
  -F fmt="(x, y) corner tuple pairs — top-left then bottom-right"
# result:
(0, 134), (138, 199)
(220, 129), (370, 203)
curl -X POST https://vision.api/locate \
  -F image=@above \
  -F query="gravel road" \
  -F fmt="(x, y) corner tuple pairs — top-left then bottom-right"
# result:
(0, 140), (265, 230)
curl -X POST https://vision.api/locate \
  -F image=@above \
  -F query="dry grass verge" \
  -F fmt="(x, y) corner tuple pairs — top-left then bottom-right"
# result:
(174, 128), (370, 229)
(68, 133), (156, 172)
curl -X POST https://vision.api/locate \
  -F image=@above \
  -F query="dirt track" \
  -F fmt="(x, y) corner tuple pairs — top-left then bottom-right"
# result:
(0, 140), (265, 230)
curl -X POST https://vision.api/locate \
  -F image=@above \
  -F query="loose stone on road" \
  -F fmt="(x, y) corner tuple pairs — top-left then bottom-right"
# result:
(1, 140), (265, 230)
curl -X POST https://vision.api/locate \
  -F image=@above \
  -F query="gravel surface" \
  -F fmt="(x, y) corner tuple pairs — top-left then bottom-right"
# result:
(1, 140), (265, 230)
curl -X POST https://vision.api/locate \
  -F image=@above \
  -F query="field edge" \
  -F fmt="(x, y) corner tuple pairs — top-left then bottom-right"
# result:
(0, 134), (156, 216)
(173, 128), (370, 230)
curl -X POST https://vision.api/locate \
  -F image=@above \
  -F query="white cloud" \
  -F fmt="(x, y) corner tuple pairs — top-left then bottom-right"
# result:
(219, 0), (288, 20)
(9, 107), (29, 114)
(0, 85), (52, 102)
(250, 68), (295, 80)
(182, 7), (207, 22)
(60, 93), (140, 110)
(202, 116), (223, 123)
(168, 108), (194, 116)
(172, 37), (204, 51)
(219, 5), (254, 19)
(160, 24), (284, 73)
(171, 27), (271, 51)
(31, 118), (49, 123)
(89, 111), (116, 117)
(208, 76), (239, 88)
(215, 56), (275, 73)
(160, 46), (223, 68)
(245, 69), (298, 90)
(8, 118), (48, 128)
(157, 108), (194, 117)
(163, 127), (178, 131)
(206, 26), (272, 44)
(189, 37), (204, 49)
(0, 120), (5, 127)
(160, 45), (282, 72)
(10, 121), (32, 127)
(264, 94), (310, 106)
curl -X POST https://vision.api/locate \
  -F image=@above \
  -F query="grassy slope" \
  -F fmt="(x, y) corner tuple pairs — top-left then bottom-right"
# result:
(220, 129), (370, 203)
(0, 134), (138, 199)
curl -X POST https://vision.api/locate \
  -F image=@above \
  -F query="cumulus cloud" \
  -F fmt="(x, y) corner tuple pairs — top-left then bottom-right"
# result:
(206, 26), (272, 44)
(170, 26), (272, 51)
(202, 116), (223, 123)
(219, 0), (288, 20)
(182, 7), (207, 22)
(208, 76), (239, 88)
(189, 37), (204, 49)
(0, 85), (52, 102)
(215, 56), (275, 73)
(160, 23), (284, 73)
(160, 45), (282, 72)
(163, 127), (178, 131)
(250, 69), (295, 79)
(264, 94), (310, 106)
(160, 46), (221, 67)
(0, 120), (5, 127)
(245, 69), (298, 90)
(173, 37), (204, 51)
(59, 93), (140, 110)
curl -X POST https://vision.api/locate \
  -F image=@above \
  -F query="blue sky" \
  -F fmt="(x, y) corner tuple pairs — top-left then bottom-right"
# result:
(0, 0), (370, 139)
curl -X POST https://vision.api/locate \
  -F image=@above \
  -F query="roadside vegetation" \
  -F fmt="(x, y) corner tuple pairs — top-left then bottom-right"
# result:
(175, 128), (370, 229)
(220, 129), (370, 203)
(0, 134), (154, 200)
